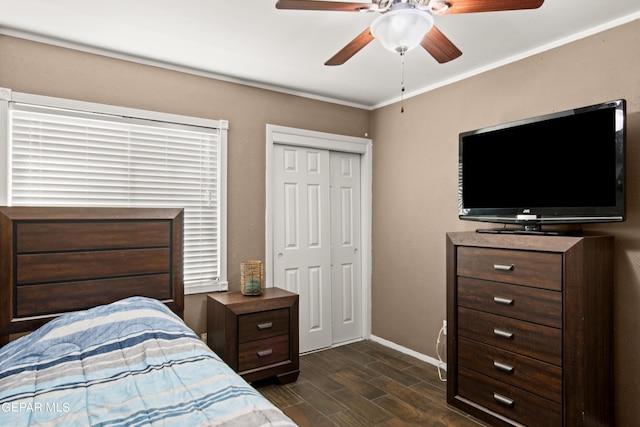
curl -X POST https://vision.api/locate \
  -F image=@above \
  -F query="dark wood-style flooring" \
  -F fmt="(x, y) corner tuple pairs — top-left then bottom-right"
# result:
(255, 340), (489, 427)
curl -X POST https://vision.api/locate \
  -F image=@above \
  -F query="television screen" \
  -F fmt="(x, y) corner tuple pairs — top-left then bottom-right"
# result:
(458, 99), (625, 232)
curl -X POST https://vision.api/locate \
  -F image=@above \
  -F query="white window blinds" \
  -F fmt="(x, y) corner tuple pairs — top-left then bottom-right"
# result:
(8, 102), (227, 294)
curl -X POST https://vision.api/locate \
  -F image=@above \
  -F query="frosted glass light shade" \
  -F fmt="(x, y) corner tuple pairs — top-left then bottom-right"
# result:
(371, 9), (434, 53)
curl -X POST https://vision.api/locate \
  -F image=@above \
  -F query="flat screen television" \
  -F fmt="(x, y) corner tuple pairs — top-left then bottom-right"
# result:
(458, 99), (626, 234)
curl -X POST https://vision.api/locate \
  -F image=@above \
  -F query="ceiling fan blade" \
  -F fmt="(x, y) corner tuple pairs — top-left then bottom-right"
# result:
(325, 27), (375, 66)
(420, 26), (462, 63)
(276, 0), (377, 12)
(439, 0), (544, 14)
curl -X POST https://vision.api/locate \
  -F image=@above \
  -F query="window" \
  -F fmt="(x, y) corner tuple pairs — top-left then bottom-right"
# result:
(0, 88), (227, 294)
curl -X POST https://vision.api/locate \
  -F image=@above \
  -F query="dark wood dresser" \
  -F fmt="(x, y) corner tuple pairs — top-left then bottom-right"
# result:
(207, 287), (299, 384)
(446, 231), (613, 426)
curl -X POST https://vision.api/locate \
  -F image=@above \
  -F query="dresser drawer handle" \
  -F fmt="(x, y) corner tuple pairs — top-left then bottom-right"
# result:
(493, 328), (514, 339)
(493, 361), (515, 373)
(493, 296), (514, 305)
(257, 349), (273, 357)
(493, 392), (515, 408)
(493, 264), (514, 271)
(257, 322), (273, 330)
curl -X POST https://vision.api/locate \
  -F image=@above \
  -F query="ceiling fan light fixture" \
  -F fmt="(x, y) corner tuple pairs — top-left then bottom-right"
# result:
(428, 1), (451, 14)
(370, 8), (434, 54)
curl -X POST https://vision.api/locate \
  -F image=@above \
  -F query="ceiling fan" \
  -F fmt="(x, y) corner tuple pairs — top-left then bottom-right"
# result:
(275, 0), (545, 65)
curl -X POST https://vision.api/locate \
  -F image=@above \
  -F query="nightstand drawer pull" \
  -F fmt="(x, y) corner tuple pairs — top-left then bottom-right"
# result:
(493, 264), (514, 271)
(493, 296), (514, 305)
(493, 361), (515, 373)
(257, 349), (273, 357)
(493, 392), (515, 408)
(493, 328), (514, 339)
(257, 322), (273, 330)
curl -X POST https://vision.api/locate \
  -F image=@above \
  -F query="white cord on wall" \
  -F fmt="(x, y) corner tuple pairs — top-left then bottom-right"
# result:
(436, 323), (447, 382)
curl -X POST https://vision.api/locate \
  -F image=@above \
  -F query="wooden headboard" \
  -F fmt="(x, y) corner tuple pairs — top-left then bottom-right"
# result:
(0, 207), (184, 346)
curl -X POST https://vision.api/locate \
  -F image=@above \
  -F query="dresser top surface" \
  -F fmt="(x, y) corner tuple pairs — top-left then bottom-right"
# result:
(447, 231), (612, 252)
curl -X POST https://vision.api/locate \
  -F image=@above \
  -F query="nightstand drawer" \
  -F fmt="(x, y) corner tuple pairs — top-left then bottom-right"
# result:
(457, 246), (562, 291)
(458, 307), (562, 365)
(458, 338), (562, 403)
(458, 367), (562, 427)
(238, 334), (290, 371)
(239, 308), (289, 343)
(458, 277), (562, 328)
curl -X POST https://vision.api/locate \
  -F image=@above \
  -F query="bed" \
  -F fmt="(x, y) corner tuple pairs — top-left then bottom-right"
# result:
(0, 207), (297, 426)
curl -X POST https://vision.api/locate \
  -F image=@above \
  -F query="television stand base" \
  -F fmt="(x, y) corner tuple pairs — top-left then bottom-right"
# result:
(476, 227), (583, 236)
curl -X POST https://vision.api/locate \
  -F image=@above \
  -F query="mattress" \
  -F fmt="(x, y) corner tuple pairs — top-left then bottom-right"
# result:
(0, 297), (297, 426)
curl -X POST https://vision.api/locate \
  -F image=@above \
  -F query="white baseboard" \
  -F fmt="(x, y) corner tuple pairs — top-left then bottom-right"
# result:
(369, 334), (447, 371)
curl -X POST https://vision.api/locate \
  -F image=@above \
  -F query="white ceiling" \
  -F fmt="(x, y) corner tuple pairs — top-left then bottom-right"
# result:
(1, 0), (639, 108)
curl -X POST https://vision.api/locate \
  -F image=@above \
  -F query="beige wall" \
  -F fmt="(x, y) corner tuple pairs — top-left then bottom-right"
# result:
(1, 17), (639, 423)
(371, 19), (640, 424)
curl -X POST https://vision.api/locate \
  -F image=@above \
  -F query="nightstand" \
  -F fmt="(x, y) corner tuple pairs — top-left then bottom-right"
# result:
(207, 287), (299, 384)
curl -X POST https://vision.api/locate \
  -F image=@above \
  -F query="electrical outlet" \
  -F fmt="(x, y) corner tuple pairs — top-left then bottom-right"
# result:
(443, 320), (447, 336)
(200, 332), (208, 343)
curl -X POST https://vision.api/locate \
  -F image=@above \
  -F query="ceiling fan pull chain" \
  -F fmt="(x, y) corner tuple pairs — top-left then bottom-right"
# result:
(400, 51), (406, 113)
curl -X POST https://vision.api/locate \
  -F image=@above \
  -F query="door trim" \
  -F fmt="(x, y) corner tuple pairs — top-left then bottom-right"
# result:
(266, 124), (372, 342)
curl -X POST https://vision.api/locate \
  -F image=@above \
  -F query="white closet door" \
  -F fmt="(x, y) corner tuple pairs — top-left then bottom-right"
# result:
(273, 144), (332, 353)
(330, 152), (362, 344)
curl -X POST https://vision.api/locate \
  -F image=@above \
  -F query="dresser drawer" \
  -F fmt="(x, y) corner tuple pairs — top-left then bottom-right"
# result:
(457, 247), (562, 291)
(458, 367), (562, 427)
(458, 307), (562, 365)
(238, 334), (290, 371)
(458, 277), (562, 328)
(238, 308), (289, 343)
(458, 338), (562, 403)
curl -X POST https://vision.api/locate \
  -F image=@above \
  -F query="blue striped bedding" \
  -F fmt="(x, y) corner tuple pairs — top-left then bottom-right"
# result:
(0, 297), (297, 427)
